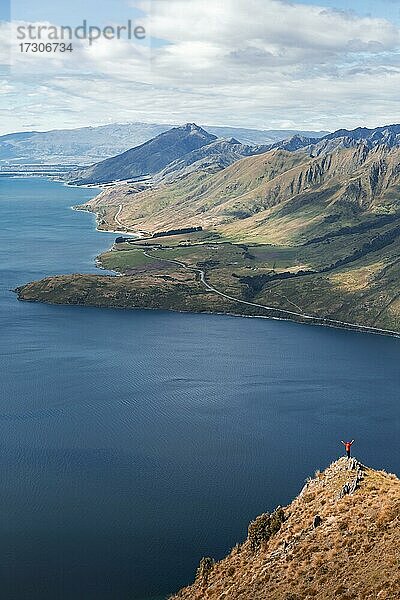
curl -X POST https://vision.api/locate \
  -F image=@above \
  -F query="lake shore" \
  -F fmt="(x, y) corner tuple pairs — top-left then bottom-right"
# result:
(15, 272), (400, 339)
(71, 204), (143, 237)
(12, 178), (400, 338)
(3, 176), (400, 600)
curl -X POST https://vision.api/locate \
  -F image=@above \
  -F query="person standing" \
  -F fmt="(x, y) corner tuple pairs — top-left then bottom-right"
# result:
(341, 440), (354, 458)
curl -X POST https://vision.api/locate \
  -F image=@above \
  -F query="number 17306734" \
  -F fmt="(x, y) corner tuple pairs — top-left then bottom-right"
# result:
(19, 43), (73, 52)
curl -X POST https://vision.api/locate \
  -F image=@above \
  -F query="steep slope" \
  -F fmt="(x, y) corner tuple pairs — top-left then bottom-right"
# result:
(82, 144), (400, 244)
(295, 124), (400, 157)
(308, 129), (400, 157)
(171, 458), (400, 600)
(316, 124), (400, 152)
(68, 124), (217, 184)
(258, 124), (400, 158)
(14, 129), (400, 332)
(153, 138), (269, 183)
(269, 134), (319, 152)
(3, 122), (397, 168)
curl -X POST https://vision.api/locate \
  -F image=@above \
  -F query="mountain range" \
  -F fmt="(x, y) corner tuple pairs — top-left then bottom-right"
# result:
(84, 130), (400, 244)
(67, 122), (400, 186)
(0, 123), (327, 165)
(14, 120), (400, 332)
(68, 124), (275, 185)
(69, 121), (400, 332)
(69, 124), (220, 184)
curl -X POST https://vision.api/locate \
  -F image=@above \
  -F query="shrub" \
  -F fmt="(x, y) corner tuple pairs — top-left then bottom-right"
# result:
(195, 557), (215, 584)
(248, 506), (285, 551)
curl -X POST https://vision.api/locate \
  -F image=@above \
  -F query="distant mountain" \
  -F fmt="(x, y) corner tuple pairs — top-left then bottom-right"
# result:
(69, 125), (280, 185)
(0, 123), (169, 165)
(309, 124), (400, 155)
(0, 123), (328, 165)
(205, 126), (328, 146)
(276, 124), (400, 156)
(17, 124), (400, 331)
(77, 140), (400, 331)
(269, 134), (319, 152)
(322, 124), (400, 145)
(68, 124), (218, 185)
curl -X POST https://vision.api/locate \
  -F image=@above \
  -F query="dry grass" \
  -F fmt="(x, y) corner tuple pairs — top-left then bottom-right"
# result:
(329, 261), (386, 292)
(170, 458), (400, 600)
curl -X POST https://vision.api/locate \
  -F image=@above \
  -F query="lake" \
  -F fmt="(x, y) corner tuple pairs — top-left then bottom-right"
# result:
(0, 177), (399, 599)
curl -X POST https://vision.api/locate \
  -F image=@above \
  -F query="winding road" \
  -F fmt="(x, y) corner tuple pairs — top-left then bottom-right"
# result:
(114, 204), (124, 228)
(142, 248), (400, 337)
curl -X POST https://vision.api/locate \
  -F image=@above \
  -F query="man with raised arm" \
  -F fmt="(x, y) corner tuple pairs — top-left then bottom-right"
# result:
(341, 439), (354, 458)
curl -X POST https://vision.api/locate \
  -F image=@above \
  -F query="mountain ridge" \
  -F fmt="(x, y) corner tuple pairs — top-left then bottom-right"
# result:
(11, 120), (400, 333)
(170, 458), (400, 599)
(67, 124), (218, 184)
(152, 137), (270, 184)
(66, 122), (400, 186)
(82, 143), (400, 244)
(285, 124), (400, 157)
(0, 123), (328, 165)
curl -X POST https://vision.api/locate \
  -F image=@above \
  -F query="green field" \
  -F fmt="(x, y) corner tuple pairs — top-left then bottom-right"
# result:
(86, 227), (400, 332)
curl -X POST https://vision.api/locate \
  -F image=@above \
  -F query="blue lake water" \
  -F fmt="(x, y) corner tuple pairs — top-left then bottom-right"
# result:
(0, 177), (399, 600)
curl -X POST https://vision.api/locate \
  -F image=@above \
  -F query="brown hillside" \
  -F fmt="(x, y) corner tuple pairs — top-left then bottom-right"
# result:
(82, 145), (400, 244)
(171, 458), (400, 600)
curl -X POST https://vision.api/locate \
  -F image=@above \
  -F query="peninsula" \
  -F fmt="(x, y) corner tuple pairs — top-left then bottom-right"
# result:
(15, 123), (400, 335)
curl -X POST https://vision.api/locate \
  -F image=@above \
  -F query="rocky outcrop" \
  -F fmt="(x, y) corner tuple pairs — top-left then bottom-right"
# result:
(171, 458), (400, 599)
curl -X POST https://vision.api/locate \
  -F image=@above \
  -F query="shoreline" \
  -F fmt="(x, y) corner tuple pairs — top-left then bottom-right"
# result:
(9, 175), (400, 339)
(15, 291), (400, 339)
(71, 205), (143, 237)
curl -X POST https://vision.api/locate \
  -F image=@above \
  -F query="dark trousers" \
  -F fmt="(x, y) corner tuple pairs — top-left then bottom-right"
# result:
(346, 450), (351, 458)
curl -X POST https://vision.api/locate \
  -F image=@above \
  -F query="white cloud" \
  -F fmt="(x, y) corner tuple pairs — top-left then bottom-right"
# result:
(1, 0), (400, 134)
(142, 0), (398, 50)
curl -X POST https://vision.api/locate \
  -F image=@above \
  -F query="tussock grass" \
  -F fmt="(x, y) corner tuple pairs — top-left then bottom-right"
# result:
(171, 458), (400, 600)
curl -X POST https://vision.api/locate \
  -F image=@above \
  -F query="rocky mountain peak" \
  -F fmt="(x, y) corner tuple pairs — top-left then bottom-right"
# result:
(179, 123), (215, 138)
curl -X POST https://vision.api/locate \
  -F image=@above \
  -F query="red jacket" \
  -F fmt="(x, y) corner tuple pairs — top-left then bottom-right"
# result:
(344, 441), (353, 452)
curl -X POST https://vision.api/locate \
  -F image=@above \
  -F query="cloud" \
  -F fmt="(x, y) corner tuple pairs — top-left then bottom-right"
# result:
(143, 0), (399, 50)
(138, 0), (399, 84)
(1, 0), (400, 134)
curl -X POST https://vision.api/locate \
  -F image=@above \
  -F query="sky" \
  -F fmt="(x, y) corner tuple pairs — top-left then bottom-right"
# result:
(0, 0), (400, 135)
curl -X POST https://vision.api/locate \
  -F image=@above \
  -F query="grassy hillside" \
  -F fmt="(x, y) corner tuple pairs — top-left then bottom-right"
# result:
(16, 228), (400, 332)
(170, 458), (400, 600)
(16, 143), (400, 332)
(81, 144), (400, 244)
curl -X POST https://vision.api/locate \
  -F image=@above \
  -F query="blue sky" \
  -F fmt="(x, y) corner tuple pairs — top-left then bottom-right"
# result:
(1, 0), (400, 134)
(300, 0), (400, 21)
(0, 0), (10, 21)
(2, 0), (398, 24)
(8, 0), (144, 26)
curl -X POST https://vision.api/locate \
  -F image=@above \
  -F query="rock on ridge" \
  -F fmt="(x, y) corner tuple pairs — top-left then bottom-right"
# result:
(171, 458), (400, 599)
